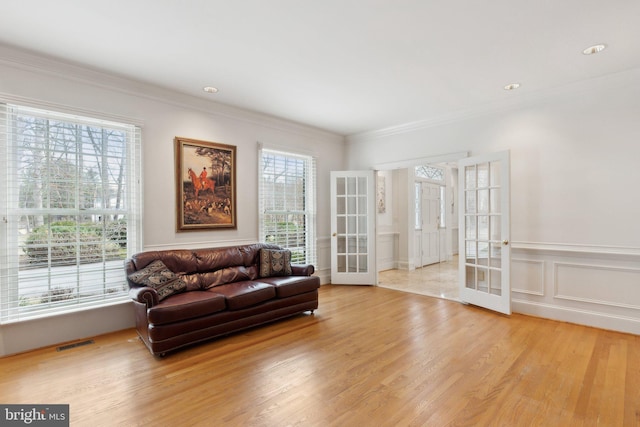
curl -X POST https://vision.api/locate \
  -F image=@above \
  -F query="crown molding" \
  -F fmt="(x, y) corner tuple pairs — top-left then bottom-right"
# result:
(0, 91), (146, 127)
(0, 43), (343, 143)
(4, 42), (637, 146)
(373, 151), (468, 170)
(512, 241), (640, 259)
(347, 67), (640, 143)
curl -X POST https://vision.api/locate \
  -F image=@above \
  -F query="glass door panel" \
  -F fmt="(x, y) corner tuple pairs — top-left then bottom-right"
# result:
(459, 152), (511, 314)
(331, 171), (377, 285)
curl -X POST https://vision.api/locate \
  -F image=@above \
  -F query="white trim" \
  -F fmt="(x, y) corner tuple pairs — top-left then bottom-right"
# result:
(144, 238), (259, 251)
(373, 151), (468, 171)
(396, 260), (414, 271)
(0, 300), (134, 357)
(511, 259), (545, 296)
(256, 141), (317, 157)
(512, 299), (640, 336)
(0, 92), (145, 128)
(553, 261), (640, 310)
(0, 43), (342, 142)
(315, 268), (331, 285)
(347, 67), (640, 142)
(512, 241), (640, 258)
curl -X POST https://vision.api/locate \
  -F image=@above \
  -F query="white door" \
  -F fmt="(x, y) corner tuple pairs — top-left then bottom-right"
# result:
(458, 151), (511, 315)
(330, 171), (377, 285)
(416, 182), (440, 267)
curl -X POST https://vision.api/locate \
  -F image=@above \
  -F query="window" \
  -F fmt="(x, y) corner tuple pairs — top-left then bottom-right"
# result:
(0, 103), (142, 322)
(415, 182), (421, 230)
(415, 165), (444, 181)
(439, 186), (446, 229)
(258, 148), (316, 265)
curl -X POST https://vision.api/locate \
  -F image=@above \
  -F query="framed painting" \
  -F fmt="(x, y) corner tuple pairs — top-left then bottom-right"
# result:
(175, 137), (237, 231)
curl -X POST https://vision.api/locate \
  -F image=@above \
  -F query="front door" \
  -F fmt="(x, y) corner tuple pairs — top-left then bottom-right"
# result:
(418, 182), (441, 267)
(330, 171), (377, 285)
(458, 151), (511, 315)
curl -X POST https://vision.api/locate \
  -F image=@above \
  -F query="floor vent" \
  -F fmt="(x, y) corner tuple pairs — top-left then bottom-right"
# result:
(56, 339), (95, 352)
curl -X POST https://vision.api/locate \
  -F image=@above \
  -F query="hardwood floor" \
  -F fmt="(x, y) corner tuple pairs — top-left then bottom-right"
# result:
(1, 285), (639, 426)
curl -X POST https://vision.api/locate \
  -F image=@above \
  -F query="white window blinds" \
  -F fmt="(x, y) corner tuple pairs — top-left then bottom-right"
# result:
(258, 147), (317, 266)
(0, 103), (143, 323)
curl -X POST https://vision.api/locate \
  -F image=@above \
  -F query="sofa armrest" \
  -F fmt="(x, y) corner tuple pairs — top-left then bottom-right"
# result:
(129, 286), (159, 308)
(291, 264), (315, 276)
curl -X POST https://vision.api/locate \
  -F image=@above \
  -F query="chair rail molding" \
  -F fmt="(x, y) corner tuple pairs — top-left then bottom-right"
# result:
(510, 240), (640, 335)
(512, 241), (640, 259)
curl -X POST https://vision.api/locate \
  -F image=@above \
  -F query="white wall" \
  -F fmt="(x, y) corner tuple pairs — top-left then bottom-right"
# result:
(0, 45), (345, 355)
(348, 69), (640, 334)
(376, 170), (397, 271)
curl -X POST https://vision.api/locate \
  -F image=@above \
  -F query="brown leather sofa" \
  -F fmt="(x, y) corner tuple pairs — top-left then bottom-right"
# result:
(125, 243), (319, 356)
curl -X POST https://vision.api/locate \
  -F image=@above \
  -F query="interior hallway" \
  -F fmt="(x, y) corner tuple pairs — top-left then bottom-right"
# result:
(378, 256), (459, 301)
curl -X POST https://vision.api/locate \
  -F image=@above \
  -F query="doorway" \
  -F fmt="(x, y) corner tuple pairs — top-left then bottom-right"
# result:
(375, 158), (461, 301)
(414, 181), (442, 268)
(378, 255), (459, 301)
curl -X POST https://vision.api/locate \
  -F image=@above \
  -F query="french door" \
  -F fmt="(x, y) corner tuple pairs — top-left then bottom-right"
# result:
(330, 171), (377, 285)
(458, 151), (511, 314)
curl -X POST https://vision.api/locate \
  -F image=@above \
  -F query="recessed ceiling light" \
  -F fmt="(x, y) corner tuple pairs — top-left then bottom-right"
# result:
(504, 83), (520, 91)
(582, 44), (607, 55)
(203, 86), (219, 94)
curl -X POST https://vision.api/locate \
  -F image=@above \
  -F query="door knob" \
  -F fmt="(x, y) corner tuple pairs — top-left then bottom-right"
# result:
(332, 233), (337, 237)
(502, 239), (509, 245)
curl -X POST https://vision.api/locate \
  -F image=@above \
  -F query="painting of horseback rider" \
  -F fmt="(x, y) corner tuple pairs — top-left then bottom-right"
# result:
(188, 166), (215, 199)
(199, 167), (208, 186)
(175, 137), (237, 230)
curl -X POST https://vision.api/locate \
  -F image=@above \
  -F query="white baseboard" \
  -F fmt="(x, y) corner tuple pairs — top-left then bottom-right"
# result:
(315, 268), (331, 285)
(513, 299), (640, 335)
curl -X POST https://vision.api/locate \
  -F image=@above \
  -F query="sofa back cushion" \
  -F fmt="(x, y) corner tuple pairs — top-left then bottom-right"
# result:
(127, 243), (283, 290)
(200, 266), (256, 289)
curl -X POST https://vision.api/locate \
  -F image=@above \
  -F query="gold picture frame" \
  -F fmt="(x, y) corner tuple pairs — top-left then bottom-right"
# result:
(175, 137), (237, 231)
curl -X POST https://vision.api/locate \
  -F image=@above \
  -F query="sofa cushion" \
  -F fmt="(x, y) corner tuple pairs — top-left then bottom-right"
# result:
(258, 275), (321, 298)
(127, 259), (187, 301)
(148, 290), (226, 325)
(212, 281), (276, 310)
(202, 266), (256, 289)
(259, 248), (292, 277)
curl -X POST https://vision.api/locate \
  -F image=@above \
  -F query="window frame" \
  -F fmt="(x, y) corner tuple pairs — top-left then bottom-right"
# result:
(258, 147), (317, 266)
(0, 102), (143, 323)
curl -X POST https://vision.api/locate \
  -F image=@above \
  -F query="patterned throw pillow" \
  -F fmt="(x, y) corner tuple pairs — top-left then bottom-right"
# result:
(259, 248), (292, 277)
(128, 260), (187, 301)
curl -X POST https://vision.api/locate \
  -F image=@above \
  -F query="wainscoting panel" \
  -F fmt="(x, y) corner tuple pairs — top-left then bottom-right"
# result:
(512, 259), (544, 296)
(451, 227), (459, 255)
(316, 236), (331, 285)
(554, 262), (640, 310)
(377, 232), (398, 272)
(510, 244), (640, 335)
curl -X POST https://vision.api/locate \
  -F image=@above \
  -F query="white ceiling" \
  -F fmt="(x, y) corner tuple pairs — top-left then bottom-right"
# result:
(1, 0), (639, 136)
